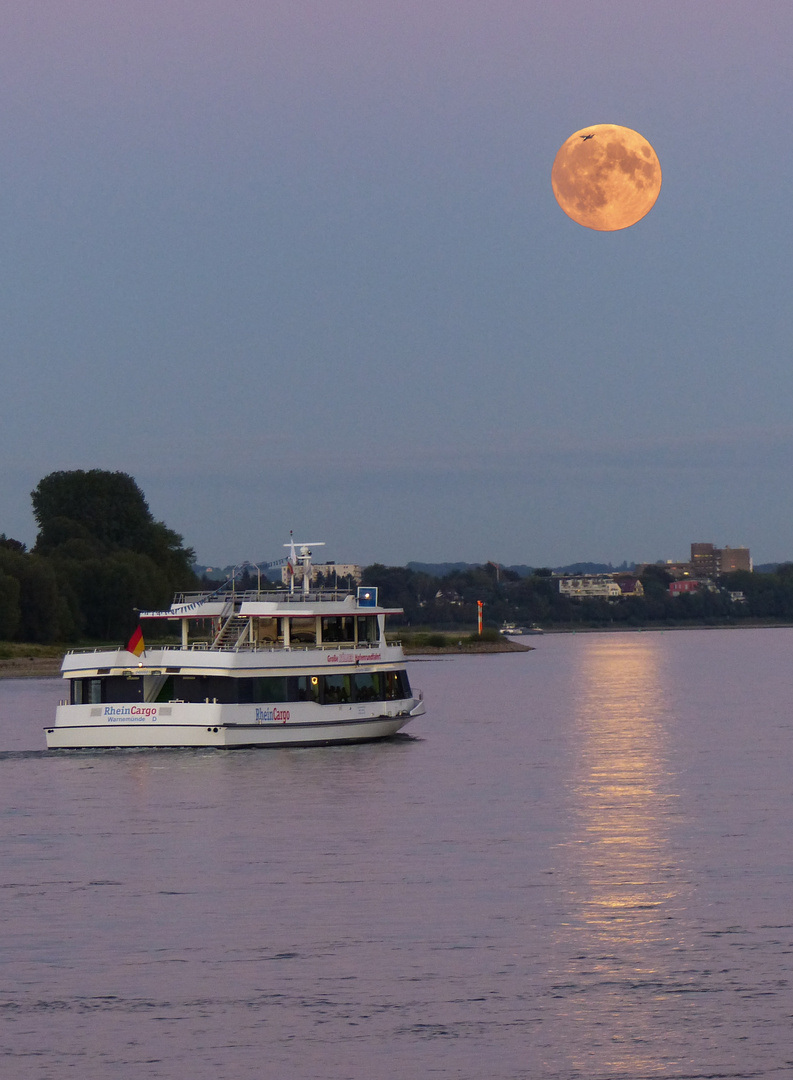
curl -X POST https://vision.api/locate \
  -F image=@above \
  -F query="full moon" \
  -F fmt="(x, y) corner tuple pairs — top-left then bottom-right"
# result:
(551, 124), (661, 231)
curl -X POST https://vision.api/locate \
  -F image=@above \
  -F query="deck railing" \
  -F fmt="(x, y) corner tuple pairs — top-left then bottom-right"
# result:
(64, 640), (398, 656)
(172, 587), (355, 605)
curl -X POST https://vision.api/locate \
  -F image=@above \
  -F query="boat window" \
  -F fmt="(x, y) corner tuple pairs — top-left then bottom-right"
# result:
(248, 676), (289, 703)
(103, 676), (144, 703)
(352, 671), (382, 702)
(290, 618), (316, 644)
(68, 669), (410, 708)
(356, 615), (377, 643)
(169, 676), (200, 703)
(295, 675), (321, 703)
(70, 678), (106, 704)
(254, 618), (279, 645)
(321, 616), (355, 643)
(323, 673), (351, 704)
(170, 675), (238, 704)
(384, 670), (411, 700)
(155, 676), (175, 703)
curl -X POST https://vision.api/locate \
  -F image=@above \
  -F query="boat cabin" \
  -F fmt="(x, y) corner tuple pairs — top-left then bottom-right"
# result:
(142, 587), (392, 652)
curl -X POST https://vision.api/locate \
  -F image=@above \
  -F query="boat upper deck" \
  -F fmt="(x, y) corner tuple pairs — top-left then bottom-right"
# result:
(139, 585), (399, 621)
(61, 541), (405, 673)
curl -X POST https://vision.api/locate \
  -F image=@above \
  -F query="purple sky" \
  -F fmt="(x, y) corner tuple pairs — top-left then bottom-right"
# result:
(2, 2), (791, 567)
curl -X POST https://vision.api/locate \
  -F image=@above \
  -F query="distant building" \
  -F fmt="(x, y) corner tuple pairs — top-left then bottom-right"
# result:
(719, 546), (752, 573)
(613, 575), (644, 597)
(690, 543), (752, 577)
(663, 561), (696, 580)
(559, 576), (622, 598)
(281, 561), (362, 587)
(558, 574), (641, 599)
(669, 579), (700, 596)
(635, 561), (689, 580)
(690, 543), (720, 578)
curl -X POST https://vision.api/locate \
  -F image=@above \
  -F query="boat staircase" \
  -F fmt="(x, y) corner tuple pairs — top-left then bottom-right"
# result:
(213, 612), (250, 649)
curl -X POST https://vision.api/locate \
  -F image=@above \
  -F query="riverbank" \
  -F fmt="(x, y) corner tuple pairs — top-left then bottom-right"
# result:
(402, 638), (533, 655)
(0, 655), (62, 679)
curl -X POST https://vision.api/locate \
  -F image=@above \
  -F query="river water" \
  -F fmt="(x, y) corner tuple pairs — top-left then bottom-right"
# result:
(1, 628), (792, 1079)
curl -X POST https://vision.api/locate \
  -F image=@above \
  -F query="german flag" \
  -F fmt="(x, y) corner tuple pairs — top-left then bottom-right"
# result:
(126, 626), (145, 657)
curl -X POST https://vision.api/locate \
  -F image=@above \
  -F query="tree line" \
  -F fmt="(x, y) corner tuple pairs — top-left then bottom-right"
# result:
(4, 471), (793, 643)
(362, 561), (793, 629)
(0, 471), (195, 642)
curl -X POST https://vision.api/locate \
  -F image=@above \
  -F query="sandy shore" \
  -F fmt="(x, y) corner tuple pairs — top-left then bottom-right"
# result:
(0, 656), (63, 679)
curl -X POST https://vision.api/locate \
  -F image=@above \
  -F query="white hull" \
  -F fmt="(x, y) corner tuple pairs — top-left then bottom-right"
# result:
(46, 699), (424, 749)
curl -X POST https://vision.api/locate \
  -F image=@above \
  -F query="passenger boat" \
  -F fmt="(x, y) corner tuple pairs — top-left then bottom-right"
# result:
(46, 539), (424, 749)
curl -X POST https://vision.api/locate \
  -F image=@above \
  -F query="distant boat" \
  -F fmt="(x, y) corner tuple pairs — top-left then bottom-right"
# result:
(499, 622), (543, 637)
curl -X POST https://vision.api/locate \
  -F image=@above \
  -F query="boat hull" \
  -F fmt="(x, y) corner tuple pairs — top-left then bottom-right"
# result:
(46, 700), (424, 749)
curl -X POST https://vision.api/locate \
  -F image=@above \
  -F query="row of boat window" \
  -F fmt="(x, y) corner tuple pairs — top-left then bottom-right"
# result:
(71, 670), (412, 706)
(240, 614), (379, 645)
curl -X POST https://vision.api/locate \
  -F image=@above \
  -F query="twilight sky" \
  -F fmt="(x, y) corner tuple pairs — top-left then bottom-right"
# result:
(2, 1), (792, 568)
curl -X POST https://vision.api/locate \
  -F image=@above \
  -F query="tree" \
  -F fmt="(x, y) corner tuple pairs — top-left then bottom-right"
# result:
(32, 470), (194, 575)
(0, 534), (26, 553)
(15, 556), (65, 643)
(32, 470), (184, 555)
(26, 470), (196, 642)
(362, 565), (434, 624)
(0, 571), (21, 639)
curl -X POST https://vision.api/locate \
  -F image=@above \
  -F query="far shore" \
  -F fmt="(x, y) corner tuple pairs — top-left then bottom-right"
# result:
(402, 639), (533, 656)
(0, 656), (63, 679)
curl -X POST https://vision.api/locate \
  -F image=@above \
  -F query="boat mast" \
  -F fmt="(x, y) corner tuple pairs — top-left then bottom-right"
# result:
(284, 532), (325, 597)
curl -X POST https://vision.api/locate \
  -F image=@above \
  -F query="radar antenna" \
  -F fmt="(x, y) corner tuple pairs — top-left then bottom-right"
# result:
(284, 531), (326, 596)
